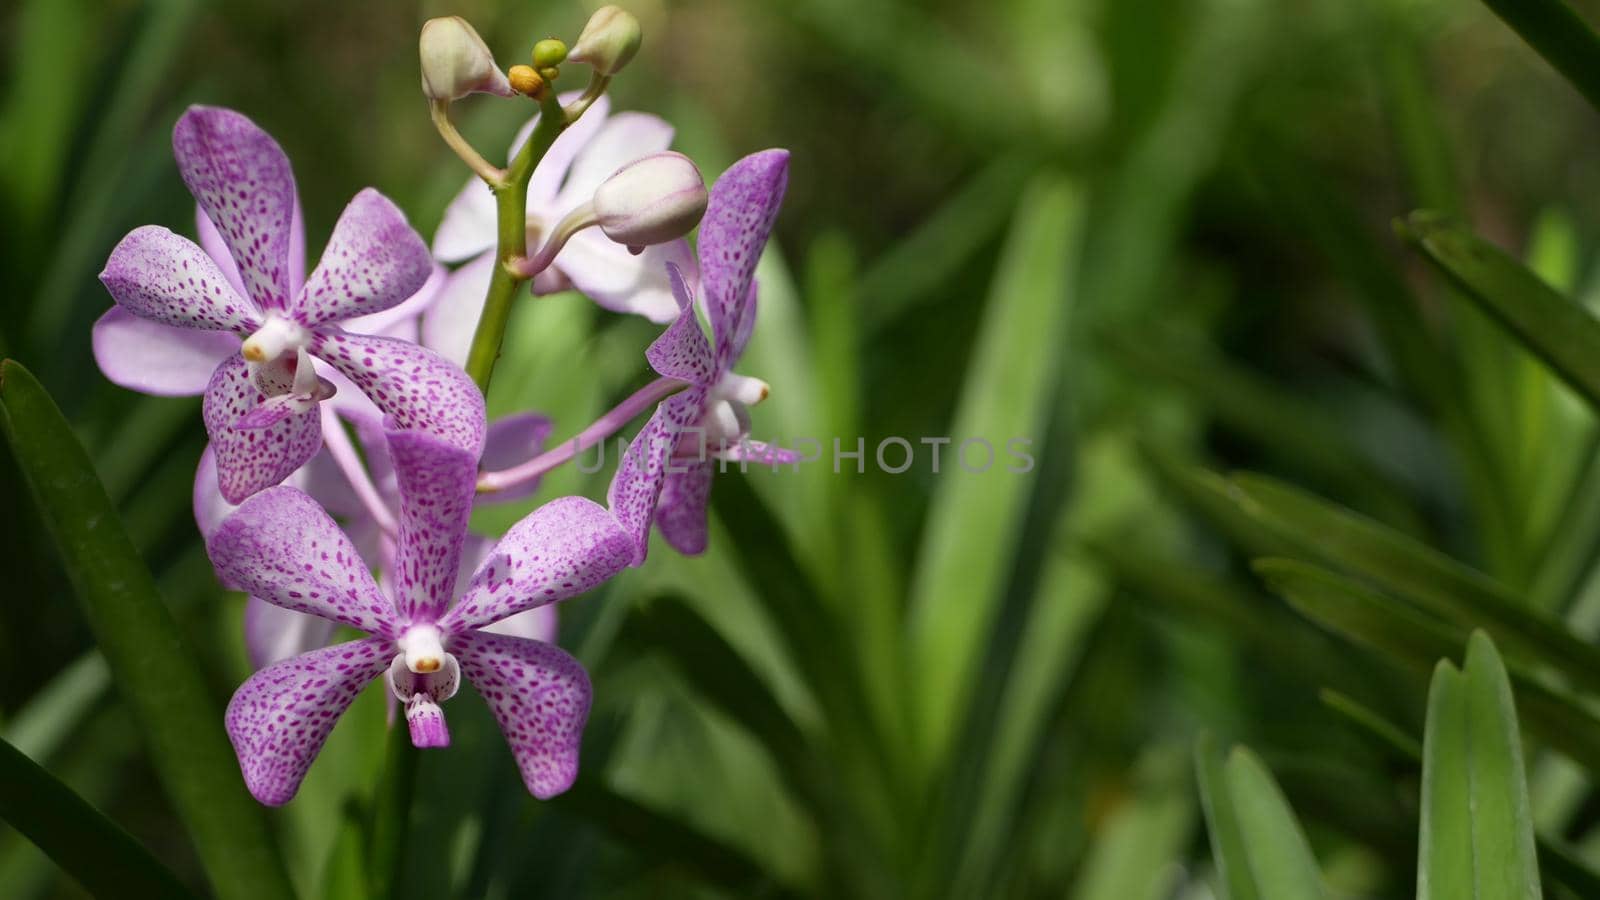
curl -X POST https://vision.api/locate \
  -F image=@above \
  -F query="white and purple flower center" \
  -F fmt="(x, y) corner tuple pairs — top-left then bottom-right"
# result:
(700, 372), (769, 448)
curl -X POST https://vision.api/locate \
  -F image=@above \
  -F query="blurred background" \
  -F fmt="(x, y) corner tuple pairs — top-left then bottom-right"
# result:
(7, 0), (1600, 897)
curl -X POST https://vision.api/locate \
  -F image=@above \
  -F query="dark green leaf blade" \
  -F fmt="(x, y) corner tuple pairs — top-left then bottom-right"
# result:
(0, 360), (294, 900)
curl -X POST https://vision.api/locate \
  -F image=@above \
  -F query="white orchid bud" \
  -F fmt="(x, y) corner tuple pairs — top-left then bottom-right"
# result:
(592, 152), (708, 249)
(419, 16), (513, 101)
(569, 6), (642, 76)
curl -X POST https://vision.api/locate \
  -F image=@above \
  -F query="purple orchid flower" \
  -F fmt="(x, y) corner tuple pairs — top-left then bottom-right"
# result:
(96, 105), (484, 505)
(209, 425), (633, 805)
(425, 94), (695, 358)
(608, 149), (795, 560)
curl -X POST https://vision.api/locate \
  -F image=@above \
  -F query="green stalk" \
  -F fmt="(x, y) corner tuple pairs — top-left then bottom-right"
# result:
(464, 91), (570, 395)
(367, 724), (419, 899)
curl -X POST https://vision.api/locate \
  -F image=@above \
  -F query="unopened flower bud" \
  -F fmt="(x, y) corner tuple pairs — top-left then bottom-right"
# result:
(508, 65), (545, 97)
(539, 65), (561, 83)
(419, 16), (513, 101)
(569, 6), (642, 76)
(533, 38), (568, 68)
(592, 152), (708, 248)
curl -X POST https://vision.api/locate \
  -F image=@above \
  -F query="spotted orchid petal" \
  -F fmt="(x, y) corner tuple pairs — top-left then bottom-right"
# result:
(173, 106), (298, 313)
(419, 252), (495, 367)
(310, 331), (486, 456)
(717, 439), (804, 465)
(606, 390), (705, 564)
(225, 636), (392, 805)
(386, 428), (477, 623)
(208, 485), (396, 635)
(295, 189), (434, 329)
(644, 262), (715, 383)
(700, 150), (789, 368)
(440, 496), (633, 633)
(92, 307), (239, 397)
(341, 262), (445, 341)
(202, 355), (322, 504)
(100, 226), (260, 334)
(654, 461), (713, 555)
(198, 201), (306, 301)
(244, 596), (339, 670)
(551, 111), (675, 213)
(553, 231), (688, 322)
(452, 630), (591, 799)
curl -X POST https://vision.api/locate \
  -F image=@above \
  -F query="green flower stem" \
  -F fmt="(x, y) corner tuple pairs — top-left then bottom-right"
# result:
(367, 723), (419, 899)
(465, 91), (571, 396)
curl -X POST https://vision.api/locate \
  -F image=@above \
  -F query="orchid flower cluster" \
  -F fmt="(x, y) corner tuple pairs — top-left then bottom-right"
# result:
(91, 7), (794, 806)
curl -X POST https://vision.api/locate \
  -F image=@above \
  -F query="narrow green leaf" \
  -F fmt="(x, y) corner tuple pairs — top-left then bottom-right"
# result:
(1071, 749), (1194, 900)
(0, 360), (294, 900)
(1195, 734), (1257, 900)
(1223, 747), (1328, 900)
(1479, 0), (1600, 115)
(907, 173), (1082, 769)
(1418, 633), (1541, 900)
(1401, 212), (1600, 412)
(0, 735), (195, 899)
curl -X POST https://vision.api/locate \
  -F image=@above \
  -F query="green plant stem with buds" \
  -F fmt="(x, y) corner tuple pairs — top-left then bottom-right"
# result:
(465, 90), (571, 395)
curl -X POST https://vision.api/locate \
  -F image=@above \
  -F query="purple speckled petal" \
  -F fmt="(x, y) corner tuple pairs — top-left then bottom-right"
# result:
(700, 150), (789, 368)
(478, 413), (554, 504)
(295, 189), (434, 328)
(605, 390), (706, 565)
(202, 355), (322, 504)
(644, 263), (715, 384)
(555, 231), (688, 323)
(244, 596), (339, 669)
(225, 636), (392, 805)
(99, 226), (260, 334)
(385, 428), (477, 624)
(310, 331), (486, 457)
(552, 111), (675, 212)
(654, 462), (713, 555)
(481, 606), (559, 643)
(92, 307), (239, 397)
(440, 496), (633, 633)
(207, 485), (396, 635)
(193, 445), (236, 539)
(419, 252), (494, 367)
(452, 630), (590, 799)
(173, 106), (297, 313)
(199, 200), (305, 299)
(341, 262), (444, 341)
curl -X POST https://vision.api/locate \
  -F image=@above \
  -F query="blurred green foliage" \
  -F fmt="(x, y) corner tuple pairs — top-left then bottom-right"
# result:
(12, 0), (1600, 897)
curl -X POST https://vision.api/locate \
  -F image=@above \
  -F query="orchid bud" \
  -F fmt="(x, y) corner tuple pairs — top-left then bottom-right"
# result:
(592, 152), (708, 249)
(569, 6), (642, 76)
(419, 16), (513, 101)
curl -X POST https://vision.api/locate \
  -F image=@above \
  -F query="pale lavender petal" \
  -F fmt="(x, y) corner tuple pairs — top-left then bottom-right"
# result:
(207, 485), (396, 635)
(92, 307), (239, 397)
(193, 446), (236, 539)
(452, 630), (591, 799)
(225, 636), (392, 805)
(481, 606), (559, 643)
(419, 252), (494, 367)
(432, 180), (496, 263)
(478, 413), (554, 504)
(716, 439), (804, 465)
(385, 429), (477, 624)
(99, 226), (259, 334)
(553, 230), (688, 322)
(655, 462), (713, 555)
(310, 331), (486, 456)
(524, 93), (612, 209)
(173, 106), (298, 313)
(700, 150), (789, 368)
(244, 596), (339, 669)
(202, 355), (322, 504)
(552, 111), (675, 212)
(295, 189), (433, 328)
(341, 262), (444, 340)
(605, 390), (705, 565)
(440, 496), (633, 633)
(199, 200), (305, 299)
(644, 264), (714, 384)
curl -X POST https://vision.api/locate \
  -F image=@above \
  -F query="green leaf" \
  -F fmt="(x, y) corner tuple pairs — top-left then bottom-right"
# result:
(1070, 749), (1194, 900)
(907, 172), (1083, 770)
(1195, 735), (1327, 900)
(1418, 633), (1542, 900)
(0, 735), (196, 899)
(1401, 212), (1600, 413)
(1479, 0), (1600, 116)
(0, 360), (294, 900)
